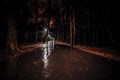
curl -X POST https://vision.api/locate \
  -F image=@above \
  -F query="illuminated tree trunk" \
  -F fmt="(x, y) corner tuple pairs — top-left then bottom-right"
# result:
(72, 9), (76, 45)
(7, 16), (19, 53)
(70, 12), (72, 46)
(70, 7), (76, 46)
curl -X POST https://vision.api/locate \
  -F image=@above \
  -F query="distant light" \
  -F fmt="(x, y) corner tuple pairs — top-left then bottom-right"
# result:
(44, 28), (47, 32)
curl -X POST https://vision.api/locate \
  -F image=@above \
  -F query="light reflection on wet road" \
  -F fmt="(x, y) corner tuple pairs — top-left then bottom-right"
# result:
(0, 44), (120, 80)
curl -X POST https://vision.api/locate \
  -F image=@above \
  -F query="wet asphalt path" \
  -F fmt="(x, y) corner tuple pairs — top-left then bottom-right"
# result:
(0, 45), (120, 80)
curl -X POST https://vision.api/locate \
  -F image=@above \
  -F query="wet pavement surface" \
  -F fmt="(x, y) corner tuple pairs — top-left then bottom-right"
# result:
(0, 45), (120, 80)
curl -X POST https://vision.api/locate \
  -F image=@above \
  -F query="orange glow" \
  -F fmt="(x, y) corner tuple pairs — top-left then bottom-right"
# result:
(33, 61), (38, 65)
(37, 17), (43, 22)
(49, 18), (54, 28)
